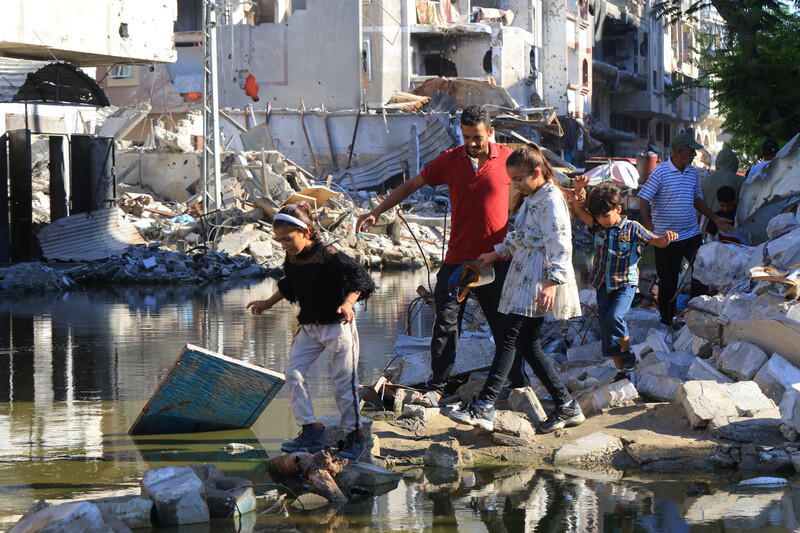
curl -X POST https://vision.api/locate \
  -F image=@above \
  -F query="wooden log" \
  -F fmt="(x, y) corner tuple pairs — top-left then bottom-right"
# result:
(265, 450), (348, 504)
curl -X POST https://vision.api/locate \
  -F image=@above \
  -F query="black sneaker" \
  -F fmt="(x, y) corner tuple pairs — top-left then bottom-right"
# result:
(447, 400), (495, 431)
(539, 400), (585, 433)
(281, 424), (324, 453)
(619, 351), (636, 372)
(338, 429), (366, 462)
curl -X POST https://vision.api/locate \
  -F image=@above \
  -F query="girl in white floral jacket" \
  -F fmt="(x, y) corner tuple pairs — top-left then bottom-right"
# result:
(448, 144), (583, 434)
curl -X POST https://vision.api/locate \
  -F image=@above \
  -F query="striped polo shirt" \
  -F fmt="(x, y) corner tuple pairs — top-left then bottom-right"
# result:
(588, 217), (655, 292)
(637, 159), (703, 241)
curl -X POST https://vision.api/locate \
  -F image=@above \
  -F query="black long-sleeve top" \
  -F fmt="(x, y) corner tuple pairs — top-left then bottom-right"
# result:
(277, 240), (376, 324)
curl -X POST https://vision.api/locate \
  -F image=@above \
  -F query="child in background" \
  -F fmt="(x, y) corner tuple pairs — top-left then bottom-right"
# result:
(572, 179), (678, 377)
(447, 144), (584, 434)
(246, 203), (375, 461)
(707, 186), (746, 244)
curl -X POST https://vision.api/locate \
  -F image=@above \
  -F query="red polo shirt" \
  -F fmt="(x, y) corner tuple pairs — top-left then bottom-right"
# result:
(420, 142), (511, 264)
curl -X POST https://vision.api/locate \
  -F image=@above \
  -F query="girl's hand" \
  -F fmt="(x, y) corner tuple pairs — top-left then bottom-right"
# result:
(535, 282), (558, 312)
(337, 300), (356, 324)
(246, 300), (272, 315)
(573, 175), (590, 191)
(478, 251), (500, 267)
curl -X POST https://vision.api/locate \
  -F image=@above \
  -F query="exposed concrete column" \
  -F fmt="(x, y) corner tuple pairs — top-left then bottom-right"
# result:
(401, 0), (411, 91)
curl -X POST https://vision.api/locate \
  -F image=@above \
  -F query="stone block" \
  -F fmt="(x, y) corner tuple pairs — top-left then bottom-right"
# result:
(395, 338), (495, 387)
(678, 381), (740, 428)
(716, 341), (769, 381)
(726, 381), (776, 416)
(637, 363), (683, 402)
(709, 410), (783, 443)
(456, 371), (488, 403)
(686, 358), (734, 383)
(140, 466), (209, 526)
(89, 495), (153, 529)
(493, 410), (536, 440)
(423, 438), (463, 469)
(566, 341), (602, 362)
(692, 336), (713, 358)
(693, 241), (757, 291)
(755, 353), (800, 404)
(507, 387), (547, 425)
(766, 212), (800, 239)
(780, 384), (800, 434)
(8, 501), (111, 533)
(586, 380), (639, 415)
(216, 229), (266, 257)
(553, 432), (624, 464)
(402, 404), (441, 421)
(248, 240), (273, 263)
(673, 326), (694, 352)
(204, 477), (256, 518)
(624, 308), (664, 345)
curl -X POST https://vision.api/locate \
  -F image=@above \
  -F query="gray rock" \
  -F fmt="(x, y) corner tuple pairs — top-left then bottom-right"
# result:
(757, 449), (793, 473)
(673, 326), (695, 352)
(693, 241), (757, 291)
(492, 433), (531, 447)
(779, 384), (800, 433)
(140, 466), (209, 526)
(188, 464), (224, 482)
(8, 501), (112, 533)
(709, 410), (783, 443)
(423, 438), (463, 469)
(686, 358), (734, 383)
(205, 477), (256, 518)
(340, 462), (402, 486)
(98, 513), (131, 533)
(566, 341), (602, 362)
(716, 341), (769, 381)
(678, 381), (740, 428)
(395, 338), (495, 387)
(755, 353), (800, 404)
(507, 387), (547, 425)
(692, 336), (714, 358)
(637, 358), (686, 402)
(561, 361), (616, 393)
(624, 308), (665, 345)
(402, 404), (440, 421)
(553, 432), (624, 464)
(456, 371), (488, 403)
(248, 240), (273, 263)
(89, 495), (153, 529)
(493, 410), (536, 440)
(216, 229), (266, 257)
(726, 381), (776, 416)
(767, 213), (800, 240)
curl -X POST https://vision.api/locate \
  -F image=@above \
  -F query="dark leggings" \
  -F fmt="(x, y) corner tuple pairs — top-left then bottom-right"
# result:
(479, 314), (571, 406)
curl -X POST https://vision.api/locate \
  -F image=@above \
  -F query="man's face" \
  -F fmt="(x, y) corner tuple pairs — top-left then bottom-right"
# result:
(461, 123), (493, 158)
(675, 145), (696, 168)
(718, 200), (736, 215)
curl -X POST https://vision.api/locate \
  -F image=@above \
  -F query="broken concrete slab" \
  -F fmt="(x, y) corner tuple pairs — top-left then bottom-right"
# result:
(215, 228), (267, 257)
(637, 362), (683, 402)
(754, 353), (800, 404)
(673, 325), (694, 352)
(766, 212), (800, 240)
(552, 432), (624, 465)
(584, 380), (639, 416)
(140, 466), (209, 526)
(779, 384), (800, 434)
(7, 501), (111, 533)
(492, 410), (536, 440)
(726, 381), (776, 416)
(402, 404), (441, 421)
(693, 242), (758, 291)
(393, 338), (495, 387)
(507, 387), (547, 425)
(624, 308), (666, 345)
(709, 409), (783, 444)
(204, 477), (256, 518)
(716, 341), (769, 381)
(686, 358), (734, 383)
(678, 381), (740, 428)
(248, 240), (274, 263)
(566, 341), (603, 362)
(423, 438), (463, 469)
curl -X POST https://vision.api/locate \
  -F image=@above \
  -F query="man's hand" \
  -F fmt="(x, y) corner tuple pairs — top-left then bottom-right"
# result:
(713, 216), (735, 237)
(356, 212), (377, 233)
(246, 300), (272, 315)
(478, 251), (500, 267)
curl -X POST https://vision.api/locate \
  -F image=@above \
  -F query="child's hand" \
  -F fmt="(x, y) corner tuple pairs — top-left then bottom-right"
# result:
(246, 300), (272, 315)
(478, 251), (499, 267)
(535, 281), (558, 312)
(337, 300), (356, 324)
(662, 231), (679, 243)
(573, 175), (590, 191)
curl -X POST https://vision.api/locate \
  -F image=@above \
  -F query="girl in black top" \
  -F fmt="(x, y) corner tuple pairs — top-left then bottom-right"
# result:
(247, 203), (375, 461)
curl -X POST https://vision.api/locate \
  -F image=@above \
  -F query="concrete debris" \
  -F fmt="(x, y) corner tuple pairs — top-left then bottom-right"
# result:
(139, 466), (209, 526)
(686, 358), (734, 383)
(552, 432), (624, 465)
(507, 387), (547, 425)
(716, 341), (769, 381)
(679, 381), (775, 429)
(0, 263), (75, 293)
(754, 353), (800, 404)
(584, 380), (639, 416)
(388, 337), (495, 387)
(7, 501), (111, 533)
(88, 496), (153, 529)
(423, 438), (463, 469)
(492, 410), (536, 440)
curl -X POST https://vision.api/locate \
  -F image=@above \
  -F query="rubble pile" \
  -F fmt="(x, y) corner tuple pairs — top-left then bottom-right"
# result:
(0, 263), (75, 293)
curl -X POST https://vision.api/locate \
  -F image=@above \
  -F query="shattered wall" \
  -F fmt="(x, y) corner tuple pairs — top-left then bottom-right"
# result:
(543, 0), (592, 118)
(362, 0), (407, 108)
(0, 0), (177, 66)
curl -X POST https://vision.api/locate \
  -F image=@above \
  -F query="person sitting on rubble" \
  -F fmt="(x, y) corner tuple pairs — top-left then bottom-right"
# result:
(572, 180), (678, 380)
(355, 105), (525, 408)
(246, 202), (376, 461)
(446, 143), (584, 434)
(706, 185), (747, 244)
(744, 138), (779, 182)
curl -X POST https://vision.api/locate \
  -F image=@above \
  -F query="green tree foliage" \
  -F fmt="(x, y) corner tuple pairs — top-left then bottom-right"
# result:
(653, 0), (800, 162)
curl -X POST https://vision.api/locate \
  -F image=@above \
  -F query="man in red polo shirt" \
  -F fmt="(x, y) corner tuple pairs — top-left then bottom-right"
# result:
(356, 105), (522, 404)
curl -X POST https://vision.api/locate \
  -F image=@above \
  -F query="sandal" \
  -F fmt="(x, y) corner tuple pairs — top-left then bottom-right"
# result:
(411, 390), (441, 407)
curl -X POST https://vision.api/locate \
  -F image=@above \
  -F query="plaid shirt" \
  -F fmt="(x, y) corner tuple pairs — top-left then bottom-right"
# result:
(588, 217), (654, 292)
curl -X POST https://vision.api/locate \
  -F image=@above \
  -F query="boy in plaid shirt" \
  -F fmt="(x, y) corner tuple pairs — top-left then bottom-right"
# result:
(573, 179), (678, 376)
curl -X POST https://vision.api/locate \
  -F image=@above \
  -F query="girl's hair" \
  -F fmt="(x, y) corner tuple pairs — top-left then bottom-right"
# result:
(507, 143), (557, 213)
(586, 182), (623, 217)
(272, 202), (319, 241)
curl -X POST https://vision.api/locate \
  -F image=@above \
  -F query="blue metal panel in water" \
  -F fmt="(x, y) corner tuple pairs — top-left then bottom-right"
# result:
(129, 344), (285, 436)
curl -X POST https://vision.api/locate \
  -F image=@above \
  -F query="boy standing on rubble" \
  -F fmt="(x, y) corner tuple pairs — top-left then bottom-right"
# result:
(247, 202), (375, 461)
(572, 180), (678, 378)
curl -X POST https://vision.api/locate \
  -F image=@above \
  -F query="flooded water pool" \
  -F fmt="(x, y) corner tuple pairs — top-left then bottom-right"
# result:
(1, 269), (798, 531)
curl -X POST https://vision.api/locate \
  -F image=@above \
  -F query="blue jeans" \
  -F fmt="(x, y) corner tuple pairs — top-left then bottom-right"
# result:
(596, 285), (637, 356)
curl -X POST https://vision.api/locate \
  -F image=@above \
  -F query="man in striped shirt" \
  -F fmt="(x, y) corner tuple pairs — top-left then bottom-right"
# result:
(638, 132), (734, 325)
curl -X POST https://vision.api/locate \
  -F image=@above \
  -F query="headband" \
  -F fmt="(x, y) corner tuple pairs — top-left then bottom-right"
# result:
(273, 213), (308, 229)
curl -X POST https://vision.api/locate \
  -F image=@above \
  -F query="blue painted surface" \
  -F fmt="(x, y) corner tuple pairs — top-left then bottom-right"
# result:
(129, 344), (285, 435)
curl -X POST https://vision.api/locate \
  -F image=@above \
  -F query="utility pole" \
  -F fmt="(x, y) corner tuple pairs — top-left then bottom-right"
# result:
(202, 0), (222, 237)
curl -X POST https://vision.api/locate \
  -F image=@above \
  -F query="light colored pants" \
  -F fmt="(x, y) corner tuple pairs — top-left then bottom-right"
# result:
(284, 320), (361, 434)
